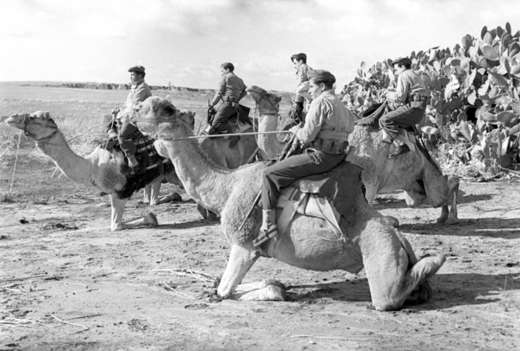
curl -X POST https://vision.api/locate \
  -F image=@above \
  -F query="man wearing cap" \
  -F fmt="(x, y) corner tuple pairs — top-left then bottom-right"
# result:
(290, 53), (313, 124)
(379, 57), (430, 157)
(118, 65), (152, 168)
(206, 62), (247, 135)
(257, 69), (355, 246)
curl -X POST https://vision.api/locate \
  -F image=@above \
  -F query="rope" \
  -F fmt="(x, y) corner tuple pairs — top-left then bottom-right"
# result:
(8, 132), (23, 194)
(159, 130), (291, 142)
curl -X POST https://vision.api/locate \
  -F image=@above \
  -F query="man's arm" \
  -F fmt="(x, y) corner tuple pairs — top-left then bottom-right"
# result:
(118, 121), (139, 162)
(210, 77), (226, 107)
(393, 73), (411, 103)
(292, 98), (328, 144)
(133, 84), (152, 103)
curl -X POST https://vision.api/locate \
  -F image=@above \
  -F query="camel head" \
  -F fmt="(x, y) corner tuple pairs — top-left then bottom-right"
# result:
(247, 85), (281, 116)
(136, 96), (195, 139)
(5, 111), (59, 142)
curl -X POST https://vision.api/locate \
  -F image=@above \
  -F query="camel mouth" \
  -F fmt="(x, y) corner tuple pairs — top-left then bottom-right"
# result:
(136, 120), (156, 136)
(4, 116), (23, 129)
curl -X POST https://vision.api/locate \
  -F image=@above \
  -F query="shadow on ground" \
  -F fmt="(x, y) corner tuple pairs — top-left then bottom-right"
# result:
(285, 273), (519, 310)
(400, 217), (520, 239)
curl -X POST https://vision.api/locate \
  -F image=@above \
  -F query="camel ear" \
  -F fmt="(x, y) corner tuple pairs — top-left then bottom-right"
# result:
(160, 100), (177, 116)
(179, 110), (195, 128)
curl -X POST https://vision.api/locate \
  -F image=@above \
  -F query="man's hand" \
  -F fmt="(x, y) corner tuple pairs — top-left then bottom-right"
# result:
(289, 125), (300, 135)
(127, 155), (138, 168)
(111, 107), (120, 117)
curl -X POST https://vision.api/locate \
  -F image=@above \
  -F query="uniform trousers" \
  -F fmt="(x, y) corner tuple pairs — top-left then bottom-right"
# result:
(262, 149), (345, 210)
(378, 102), (425, 139)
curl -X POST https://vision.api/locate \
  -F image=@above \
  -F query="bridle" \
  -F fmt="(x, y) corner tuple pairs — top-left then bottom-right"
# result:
(21, 114), (59, 143)
(252, 91), (280, 117)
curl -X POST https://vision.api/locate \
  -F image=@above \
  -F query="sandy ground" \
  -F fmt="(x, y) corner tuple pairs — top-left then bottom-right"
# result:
(0, 151), (519, 351)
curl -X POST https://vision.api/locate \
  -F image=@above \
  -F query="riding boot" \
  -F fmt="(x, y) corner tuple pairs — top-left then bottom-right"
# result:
(254, 209), (278, 247)
(381, 129), (393, 144)
(293, 101), (304, 123)
(389, 144), (410, 158)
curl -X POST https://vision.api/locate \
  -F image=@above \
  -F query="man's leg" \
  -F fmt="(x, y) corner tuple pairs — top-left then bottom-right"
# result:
(379, 106), (425, 156)
(209, 103), (236, 134)
(379, 105), (424, 140)
(258, 150), (345, 245)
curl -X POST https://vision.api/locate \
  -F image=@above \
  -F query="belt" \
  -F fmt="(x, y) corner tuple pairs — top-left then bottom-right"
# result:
(310, 138), (349, 154)
(409, 94), (430, 104)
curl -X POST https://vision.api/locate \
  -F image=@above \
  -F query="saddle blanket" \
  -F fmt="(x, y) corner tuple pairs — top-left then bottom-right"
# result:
(101, 134), (174, 199)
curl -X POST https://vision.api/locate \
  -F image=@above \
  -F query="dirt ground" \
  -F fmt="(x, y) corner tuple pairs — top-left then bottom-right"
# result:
(1, 84), (519, 350)
(1, 149), (519, 351)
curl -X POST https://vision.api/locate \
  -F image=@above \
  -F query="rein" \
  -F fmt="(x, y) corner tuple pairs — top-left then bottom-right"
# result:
(158, 130), (291, 142)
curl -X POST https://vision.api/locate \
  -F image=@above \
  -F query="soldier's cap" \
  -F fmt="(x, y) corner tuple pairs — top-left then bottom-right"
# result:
(128, 65), (145, 74)
(391, 57), (411, 67)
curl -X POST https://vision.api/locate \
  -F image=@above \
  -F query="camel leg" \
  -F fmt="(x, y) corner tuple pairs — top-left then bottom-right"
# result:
(447, 177), (459, 223)
(436, 177), (459, 224)
(147, 178), (162, 206)
(437, 205), (449, 224)
(109, 194), (126, 231)
(360, 219), (445, 310)
(364, 183), (379, 205)
(217, 244), (259, 298)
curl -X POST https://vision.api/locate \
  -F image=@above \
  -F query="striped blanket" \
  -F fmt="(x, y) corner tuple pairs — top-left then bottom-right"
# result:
(102, 132), (174, 199)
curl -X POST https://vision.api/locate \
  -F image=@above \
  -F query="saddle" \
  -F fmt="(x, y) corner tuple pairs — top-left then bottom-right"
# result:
(206, 104), (253, 147)
(101, 127), (173, 199)
(255, 161), (364, 272)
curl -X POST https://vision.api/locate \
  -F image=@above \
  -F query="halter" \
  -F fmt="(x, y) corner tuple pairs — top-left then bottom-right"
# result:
(22, 114), (59, 143)
(252, 91), (280, 116)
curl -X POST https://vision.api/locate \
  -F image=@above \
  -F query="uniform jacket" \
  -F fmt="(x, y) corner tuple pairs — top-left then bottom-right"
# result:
(388, 69), (429, 104)
(211, 72), (246, 106)
(125, 81), (152, 111)
(293, 90), (355, 153)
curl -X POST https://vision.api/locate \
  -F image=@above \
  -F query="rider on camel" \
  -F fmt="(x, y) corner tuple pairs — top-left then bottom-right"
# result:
(380, 57), (430, 157)
(108, 65), (152, 169)
(259, 69), (355, 243)
(290, 52), (313, 125)
(206, 62), (247, 135)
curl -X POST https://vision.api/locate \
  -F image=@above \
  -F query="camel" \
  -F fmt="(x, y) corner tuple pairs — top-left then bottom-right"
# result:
(246, 86), (459, 224)
(192, 108), (258, 169)
(5, 111), (181, 231)
(135, 96), (446, 311)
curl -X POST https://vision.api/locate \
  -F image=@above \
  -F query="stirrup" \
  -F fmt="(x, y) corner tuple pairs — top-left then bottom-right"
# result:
(253, 226), (278, 247)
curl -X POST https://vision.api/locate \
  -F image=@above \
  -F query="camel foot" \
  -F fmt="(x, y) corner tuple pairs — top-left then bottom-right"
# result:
(197, 204), (219, 222)
(444, 216), (458, 225)
(232, 280), (286, 301)
(416, 254), (446, 280)
(143, 212), (158, 227)
(436, 205), (449, 224)
(111, 223), (125, 232)
(381, 215), (399, 228)
(157, 192), (183, 204)
(405, 280), (433, 306)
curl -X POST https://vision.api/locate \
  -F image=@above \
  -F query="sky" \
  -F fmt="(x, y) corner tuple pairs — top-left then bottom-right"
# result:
(1, 0), (520, 91)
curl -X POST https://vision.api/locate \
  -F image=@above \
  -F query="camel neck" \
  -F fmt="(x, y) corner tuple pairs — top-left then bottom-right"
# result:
(159, 125), (236, 213)
(257, 114), (284, 159)
(37, 132), (95, 188)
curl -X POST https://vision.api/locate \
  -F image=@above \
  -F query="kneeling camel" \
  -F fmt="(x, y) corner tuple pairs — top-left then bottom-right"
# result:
(136, 97), (446, 311)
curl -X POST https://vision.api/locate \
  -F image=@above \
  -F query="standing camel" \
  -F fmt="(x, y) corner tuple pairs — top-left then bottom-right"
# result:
(135, 96), (446, 311)
(246, 85), (459, 224)
(5, 111), (180, 231)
